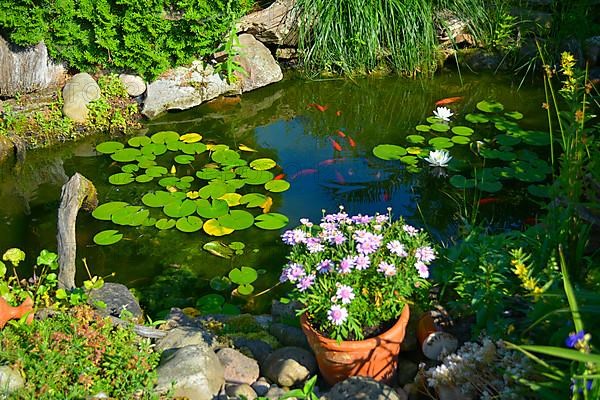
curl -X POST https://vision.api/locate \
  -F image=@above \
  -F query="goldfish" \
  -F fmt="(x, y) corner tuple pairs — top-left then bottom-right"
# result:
(382, 191), (391, 201)
(347, 136), (356, 147)
(307, 103), (328, 112)
(318, 158), (346, 166)
(435, 96), (464, 106)
(329, 138), (342, 152)
(336, 110), (342, 116)
(336, 130), (346, 138)
(290, 168), (318, 180)
(273, 173), (286, 180)
(478, 197), (500, 205)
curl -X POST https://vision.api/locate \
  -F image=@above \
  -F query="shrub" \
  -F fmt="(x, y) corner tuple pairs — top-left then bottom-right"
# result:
(0, 0), (254, 79)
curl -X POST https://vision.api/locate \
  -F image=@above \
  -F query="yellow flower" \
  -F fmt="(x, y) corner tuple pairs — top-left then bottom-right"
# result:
(523, 277), (538, 290)
(513, 262), (527, 277)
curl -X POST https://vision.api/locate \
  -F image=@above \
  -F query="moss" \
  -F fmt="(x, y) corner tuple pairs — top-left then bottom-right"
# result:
(227, 331), (281, 349)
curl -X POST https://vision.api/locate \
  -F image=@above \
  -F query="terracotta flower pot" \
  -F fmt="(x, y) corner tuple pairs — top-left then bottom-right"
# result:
(0, 296), (34, 329)
(300, 304), (410, 386)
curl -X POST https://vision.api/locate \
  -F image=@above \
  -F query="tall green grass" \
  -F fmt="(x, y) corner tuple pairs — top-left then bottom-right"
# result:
(295, 0), (505, 76)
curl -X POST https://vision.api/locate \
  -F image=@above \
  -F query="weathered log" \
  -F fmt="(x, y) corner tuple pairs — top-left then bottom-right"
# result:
(57, 173), (97, 290)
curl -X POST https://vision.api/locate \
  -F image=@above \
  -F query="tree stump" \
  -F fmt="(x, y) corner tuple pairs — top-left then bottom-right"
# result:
(57, 173), (97, 290)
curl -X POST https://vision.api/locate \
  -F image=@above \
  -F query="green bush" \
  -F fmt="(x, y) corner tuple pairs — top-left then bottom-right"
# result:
(0, 0), (253, 79)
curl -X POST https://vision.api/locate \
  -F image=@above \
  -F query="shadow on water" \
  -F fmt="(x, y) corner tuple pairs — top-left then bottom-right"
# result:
(0, 71), (547, 314)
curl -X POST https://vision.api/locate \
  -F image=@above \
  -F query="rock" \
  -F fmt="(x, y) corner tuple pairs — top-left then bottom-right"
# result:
(156, 344), (224, 400)
(0, 365), (24, 396)
(585, 36), (600, 66)
(88, 282), (143, 321)
(238, 0), (298, 46)
(403, 383), (419, 400)
(236, 34), (283, 93)
(232, 337), (274, 365)
(271, 299), (302, 323)
(265, 385), (288, 400)
(0, 135), (15, 162)
(275, 47), (298, 61)
(262, 346), (316, 387)
(217, 347), (260, 385)
(156, 326), (218, 355)
(321, 376), (402, 400)
(251, 377), (270, 397)
(62, 73), (101, 123)
(0, 35), (67, 97)
(396, 359), (419, 386)
(119, 74), (146, 97)
(164, 307), (198, 328)
(226, 383), (258, 400)
(456, 48), (506, 71)
(269, 322), (308, 349)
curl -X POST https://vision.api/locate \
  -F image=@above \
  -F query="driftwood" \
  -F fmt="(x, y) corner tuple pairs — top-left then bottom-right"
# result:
(57, 173), (97, 290)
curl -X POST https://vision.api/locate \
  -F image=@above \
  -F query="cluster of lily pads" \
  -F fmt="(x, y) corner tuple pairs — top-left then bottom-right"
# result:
(373, 100), (552, 194)
(92, 131), (290, 246)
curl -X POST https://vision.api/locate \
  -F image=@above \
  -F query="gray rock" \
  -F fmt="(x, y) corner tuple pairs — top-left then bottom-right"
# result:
(119, 74), (146, 97)
(156, 326), (218, 355)
(237, 0), (298, 46)
(0, 135), (15, 162)
(0, 35), (66, 97)
(232, 337), (274, 365)
(396, 359), (419, 386)
(0, 365), (24, 396)
(265, 385), (289, 400)
(585, 36), (600, 66)
(164, 307), (198, 328)
(226, 383), (258, 400)
(217, 347), (260, 385)
(321, 376), (402, 400)
(271, 299), (302, 323)
(88, 282), (143, 321)
(251, 377), (270, 397)
(236, 34), (283, 93)
(263, 346), (316, 388)
(62, 73), (101, 123)
(269, 322), (308, 349)
(156, 344), (224, 400)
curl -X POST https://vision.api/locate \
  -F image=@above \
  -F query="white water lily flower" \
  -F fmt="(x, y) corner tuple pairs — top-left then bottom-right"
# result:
(424, 149), (452, 167)
(433, 106), (454, 122)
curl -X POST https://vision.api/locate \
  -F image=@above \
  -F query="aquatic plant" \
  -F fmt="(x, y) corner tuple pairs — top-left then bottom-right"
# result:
(424, 149), (452, 167)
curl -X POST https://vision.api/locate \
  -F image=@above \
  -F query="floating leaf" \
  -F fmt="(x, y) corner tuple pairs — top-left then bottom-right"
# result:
(520, 130), (551, 146)
(218, 210), (255, 230)
(142, 191), (173, 207)
(431, 123), (450, 132)
(372, 144), (407, 160)
(142, 143), (167, 156)
(451, 126), (474, 136)
(146, 166), (168, 178)
(196, 169), (235, 181)
(243, 170), (274, 185)
(96, 141), (124, 154)
(250, 158), (276, 170)
(121, 164), (139, 173)
(219, 193), (242, 207)
(108, 172), (134, 185)
(505, 111), (524, 120)
(239, 144), (258, 152)
(210, 276), (232, 290)
(229, 266), (258, 285)
(196, 199), (230, 218)
(476, 100), (504, 113)
(180, 142), (206, 155)
(406, 135), (425, 144)
(128, 136), (151, 147)
(203, 219), (234, 236)
(224, 179), (246, 191)
(450, 175), (476, 189)
(92, 202), (128, 221)
(180, 133), (202, 143)
(477, 180), (503, 193)
(151, 131), (180, 144)
(212, 149), (240, 165)
(265, 180), (290, 193)
(406, 147), (423, 155)
(111, 148), (142, 162)
(176, 216), (203, 232)
(204, 241), (234, 259)
(196, 294), (225, 314)
(174, 155), (195, 164)
(199, 181), (228, 199)
(528, 184), (551, 198)
(496, 134), (521, 146)
(237, 284), (255, 296)
(451, 136), (470, 144)
(111, 206), (142, 226)
(164, 199), (197, 218)
(400, 156), (418, 165)
(428, 137), (454, 149)
(415, 125), (431, 132)
(465, 113), (489, 123)
(93, 230), (123, 245)
(155, 218), (176, 230)
(229, 242), (245, 250)
(254, 213), (288, 230)
(240, 193), (268, 208)
(137, 159), (157, 169)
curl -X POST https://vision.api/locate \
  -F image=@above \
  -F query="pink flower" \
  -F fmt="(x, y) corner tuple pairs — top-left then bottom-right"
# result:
(387, 240), (408, 257)
(415, 261), (429, 278)
(335, 284), (355, 304)
(377, 261), (397, 276)
(327, 304), (348, 325)
(415, 246), (436, 263)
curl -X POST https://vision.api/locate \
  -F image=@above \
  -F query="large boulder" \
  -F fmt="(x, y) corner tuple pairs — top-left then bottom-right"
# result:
(62, 73), (101, 123)
(142, 34), (282, 119)
(88, 282), (143, 321)
(0, 35), (66, 97)
(237, 0), (298, 47)
(155, 344), (225, 400)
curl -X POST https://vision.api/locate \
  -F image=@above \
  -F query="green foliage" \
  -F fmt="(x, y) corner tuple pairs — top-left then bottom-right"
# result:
(0, 305), (160, 399)
(214, 19), (248, 84)
(0, 0), (253, 79)
(88, 74), (139, 134)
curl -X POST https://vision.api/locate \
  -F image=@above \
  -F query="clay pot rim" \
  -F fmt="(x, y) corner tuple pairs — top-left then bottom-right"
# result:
(300, 303), (410, 351)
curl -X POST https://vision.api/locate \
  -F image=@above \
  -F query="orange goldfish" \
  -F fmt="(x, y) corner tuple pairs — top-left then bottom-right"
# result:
(329, 138), (342, 151)
(435, 96), (464, 106)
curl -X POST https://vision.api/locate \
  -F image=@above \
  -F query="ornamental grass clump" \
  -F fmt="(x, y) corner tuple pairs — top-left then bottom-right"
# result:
(280, 207), (435, 341)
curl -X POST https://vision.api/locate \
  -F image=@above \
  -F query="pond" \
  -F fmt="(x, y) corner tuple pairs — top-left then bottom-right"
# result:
(0, 71), (548, 316)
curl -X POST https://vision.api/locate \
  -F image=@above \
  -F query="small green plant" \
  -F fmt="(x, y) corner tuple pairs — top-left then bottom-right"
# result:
(214, 11), (247, 84)
(87, 74), (139, 133)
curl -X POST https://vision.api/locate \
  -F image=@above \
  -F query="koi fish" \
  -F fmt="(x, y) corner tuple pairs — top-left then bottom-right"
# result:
(435, 96), (464, 106)
(347, 136), (356, 147)
(329, 138), (342, 152)
(307, 103), (328, 112)
(336, 110), (342, 116)
(334, 170), (346, 185)
(318, 158), (346, 166)
(478, 197), (500, 205)
(274, 173), (286, 180)
(290, 168), (317, 180)
(336, 130), (346, 138)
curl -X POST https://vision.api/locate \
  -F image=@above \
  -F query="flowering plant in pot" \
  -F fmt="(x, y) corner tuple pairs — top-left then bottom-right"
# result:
(279, 207), (435, 384)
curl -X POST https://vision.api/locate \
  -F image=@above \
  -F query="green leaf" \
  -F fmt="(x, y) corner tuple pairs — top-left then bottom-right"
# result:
(229, 242), (245, 250)
(128, 136), (151, 147)
(92, 202), (128, 221)
(242, 170), (274, 185)
(56, 288), (68, 300)
(174, 154), (195, 164)
(450, 175), (476, 189)
(212, 149), (240, 165)
(142, 191), (174, 207)
(96, 141), (124, 154)
(265, 180), (290, 193)
(210, 276), (232, 290)
(203, 241), (234, 259)
(196, 199), (230, 218)
(199, 182), (229, 199)
(2, 248), (25, 267)
(451, 136), (470, 144)
(36, 250), (58, 267)
(477, 180), (502, 193)
(255, 213), (288, 230)
(559, 248), (583, 333)
(175, 216), (203, 232)
(415, 125), (431, 132)
(465, 113), (489, 123)
(406, 134), (425, 144)
(93, 230), (123, 245)
(372, 144), (407, 160)
(218, 210), (255, 230)
(237, 283), (255, 296)
(240, 193), (268, 208)
(121, 164), (140, 173)
(141, 143), (167, 156)
(428, 137), (454, 149)
(519, 345), (600, 364)
(203, 219), (234, 236)
(145, 166), (168, 178)
(108, 172), (134, 185)
(0, 261), (5, 278)
(164, 200), (197, 218)
(250, 158), (276, 170)
(430, 123), (450, 132)
(229, 266), (258, 285)
(151, 131), (180, 144)
(155, 218), (176, 230)
(505, 111), (524, 120)
(476, 100), (504, 113)
(196, 294), (225, 314)
(451, 126), (474, 136)
(111, 148), (142, 162)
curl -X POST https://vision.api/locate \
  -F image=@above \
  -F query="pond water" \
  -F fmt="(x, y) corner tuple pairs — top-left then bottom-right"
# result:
(0, 71), (548, 315)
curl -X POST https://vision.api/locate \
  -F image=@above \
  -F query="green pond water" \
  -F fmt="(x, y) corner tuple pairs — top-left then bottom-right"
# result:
(0, 71), (549, 315)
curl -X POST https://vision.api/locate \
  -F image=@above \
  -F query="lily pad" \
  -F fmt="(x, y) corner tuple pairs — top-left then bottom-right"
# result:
(92, 202), (128, 221)
(451, 126), (474, 136)
(155, 218), (176, 230)
(372, 144), (407, 160)
(176, 216), (204, 232)
(111, 148), (142, 162)
(199, 181), (229, 199)
(265, 180), (290, 193)
(450, 175), (476, 189)
(505, 111), (524, 120)
(431, 123), (450, 132)
(138, 159), (157, 169)
(237, 284), (255, 296)
(204, 241), (234, 259)
(96, 141), (124, 154)
(203, 219), (235, 236)
(111, 206), (143, 226)
(451, 136), (470, 144)
(229, 242), (245, 250)
(476, 100), (504, 113)
(477, 180), (503, 193)
(219, 193), (242, 207)
(196, 169), (235, 181)
(128, 136), (151, 147)
(142, 192), (174, 208)
(174, 155), (195, 164)
(212, 149), (240, 165)
(465, 113), (489, 123)
(108, 172), (134, 185)
(496, 134), (521, 146)
(406, 135), (425, 144)
(406, 147), (423, 155)
(250, 158), (276, 171)
(229, 266), (258, 285)
(93, 230), (123, 245)
(218, 210), (255, 230)
(146, 166), (168, 178)
(415, 125), (431, 132)
(180, 142), (206, 155)
(243, 170), (274, 185)
(400, 155), (418, 165)
(180, 133), (202, 143)
(121, 164), (140, 173)
(240, 193), (268, 208)
(196, 294), (225, 314)
(254, 213), (288, 230)
(159, 177), (179, 187)
(196, 199), (230, 218)
(163, 199), (197, 218)
(520, 130), (551, 146)
(151, 131), (180, 144)
(428, 137), (454, 149)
